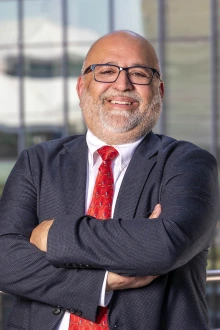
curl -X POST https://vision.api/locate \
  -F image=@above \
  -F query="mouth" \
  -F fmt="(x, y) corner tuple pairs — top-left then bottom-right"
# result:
(110, 100), (133, 105)
(105, 97), (139, 107)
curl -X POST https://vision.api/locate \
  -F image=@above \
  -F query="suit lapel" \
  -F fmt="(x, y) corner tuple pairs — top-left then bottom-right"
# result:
(114, 132), (161, 219)
(57, 132), (161, 219)
(58, 135), (88, 217)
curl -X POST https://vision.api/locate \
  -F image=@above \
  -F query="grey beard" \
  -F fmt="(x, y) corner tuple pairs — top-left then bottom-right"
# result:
(98, 93), (162, 134)
(80, 89), (162, 142)
(98, 107), (144, 133)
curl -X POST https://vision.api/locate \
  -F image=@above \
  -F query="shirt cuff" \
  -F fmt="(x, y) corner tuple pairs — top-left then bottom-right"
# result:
(98, 271), (113, 307)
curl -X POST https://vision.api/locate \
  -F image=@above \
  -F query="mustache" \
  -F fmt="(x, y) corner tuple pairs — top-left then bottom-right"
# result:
(100, 90), (142, 103)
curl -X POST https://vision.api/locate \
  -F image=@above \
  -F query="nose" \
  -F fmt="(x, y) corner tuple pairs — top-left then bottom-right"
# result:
(111, 69), (133, 91)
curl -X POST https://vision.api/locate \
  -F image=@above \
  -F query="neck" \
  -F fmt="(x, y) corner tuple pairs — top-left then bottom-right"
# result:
(89, 128), (148, 145)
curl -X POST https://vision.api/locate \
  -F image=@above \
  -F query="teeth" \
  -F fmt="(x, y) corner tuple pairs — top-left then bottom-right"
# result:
(110, 100), (132, 105)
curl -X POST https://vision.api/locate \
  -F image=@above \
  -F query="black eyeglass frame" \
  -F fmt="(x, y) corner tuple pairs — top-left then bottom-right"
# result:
(83, 64), (160, 85)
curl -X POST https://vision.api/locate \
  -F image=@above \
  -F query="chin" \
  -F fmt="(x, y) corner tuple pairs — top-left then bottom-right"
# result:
(101, 121), (135, 134)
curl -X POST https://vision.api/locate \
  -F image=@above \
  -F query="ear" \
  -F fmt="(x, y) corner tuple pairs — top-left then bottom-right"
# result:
(159, 80), (164, 101)
(76, 76), (85, 99)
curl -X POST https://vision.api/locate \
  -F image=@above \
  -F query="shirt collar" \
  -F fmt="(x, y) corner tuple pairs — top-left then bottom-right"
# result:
(86, 130), (145, 170)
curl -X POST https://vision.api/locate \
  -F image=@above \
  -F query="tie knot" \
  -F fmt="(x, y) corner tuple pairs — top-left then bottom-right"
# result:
(98, 146), (119, 162)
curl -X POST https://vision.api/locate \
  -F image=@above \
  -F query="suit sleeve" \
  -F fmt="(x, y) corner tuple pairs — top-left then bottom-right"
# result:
(0, 149), (105, 322)
(47, 146), (219, 276)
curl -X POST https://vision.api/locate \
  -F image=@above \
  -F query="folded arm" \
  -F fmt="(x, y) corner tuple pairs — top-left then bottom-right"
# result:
(0, 149), (162, 321)
(30, 205), (161, 290)
(0, 150), (105, 321)
(46, 148), (219, 276)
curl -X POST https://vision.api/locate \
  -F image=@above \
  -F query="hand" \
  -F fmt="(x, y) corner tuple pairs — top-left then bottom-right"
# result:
(30, 219), (54, 252)
(106, 272), (158, 291)
(106, 204), (161, 291)
(149, 204), (162, 219)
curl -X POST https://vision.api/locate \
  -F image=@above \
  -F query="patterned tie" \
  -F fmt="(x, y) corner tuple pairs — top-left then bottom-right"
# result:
(68, 146), (119, 330)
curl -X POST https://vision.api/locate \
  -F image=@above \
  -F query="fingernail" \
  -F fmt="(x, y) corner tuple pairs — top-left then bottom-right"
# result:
(152, 205), (159, 213)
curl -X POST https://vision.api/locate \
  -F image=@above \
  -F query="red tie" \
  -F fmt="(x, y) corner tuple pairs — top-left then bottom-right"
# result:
(68, 146), (118, 330)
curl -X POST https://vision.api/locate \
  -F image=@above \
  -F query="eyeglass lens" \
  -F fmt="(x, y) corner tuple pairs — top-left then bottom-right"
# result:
(94, 65), (153, 84)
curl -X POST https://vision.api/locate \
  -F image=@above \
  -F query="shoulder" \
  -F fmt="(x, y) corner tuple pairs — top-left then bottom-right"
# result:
(155, 134), (218, 179)
(14, 135), (86, 172)
(23, 134), (85, 160)
(27, 134), (85, 153)
(157, 134), (217, 163)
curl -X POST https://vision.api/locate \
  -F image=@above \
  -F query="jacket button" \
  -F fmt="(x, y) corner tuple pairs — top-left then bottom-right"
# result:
(52, 307), (61, 315)
(75, 310), (82, 316)
(69, 309), (76, 314)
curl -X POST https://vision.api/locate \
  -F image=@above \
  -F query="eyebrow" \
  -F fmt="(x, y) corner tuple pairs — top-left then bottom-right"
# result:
(104, 61), (149, 67)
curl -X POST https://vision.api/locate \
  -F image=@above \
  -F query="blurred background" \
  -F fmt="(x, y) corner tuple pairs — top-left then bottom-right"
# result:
(0, 0), (219, 328)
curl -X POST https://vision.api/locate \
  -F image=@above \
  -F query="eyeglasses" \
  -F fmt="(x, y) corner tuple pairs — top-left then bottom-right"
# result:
(83, 64), (160, 85)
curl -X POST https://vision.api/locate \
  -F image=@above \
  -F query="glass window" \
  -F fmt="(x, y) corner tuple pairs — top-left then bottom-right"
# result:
(68, 48), (85, 77)
(24, 0), (62, 44)
(0, 48), (19, 159)
(67, 47), (86, 136)
(0, 0), (18, 45)
(142, 0), (158, 40)
(68, 79), (85, 136)
(160, 0), (212, 151)
(68, 0), (109, 38)
(114, 0), (144, 35)
(167, 0), (209, 38)
(218, 0), (220, 152)
(24, 47), (63, 78)
(24, 48), (64, 148)
(166, 42), (211, 150)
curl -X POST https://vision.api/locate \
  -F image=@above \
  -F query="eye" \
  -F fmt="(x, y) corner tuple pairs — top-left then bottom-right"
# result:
(129, 68), (152, 79)
(99, 69), (115, 75)
(98, 68), (117, 76)
(131, 71), (147, 77)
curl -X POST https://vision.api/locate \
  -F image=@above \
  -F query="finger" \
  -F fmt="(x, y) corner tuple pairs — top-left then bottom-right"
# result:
(106, 272), (135, 291)
(30, 220), (54, 251)
(106, 273), (159, 291)
(132, 275), (159, 288)
(149, 204), (162, 219)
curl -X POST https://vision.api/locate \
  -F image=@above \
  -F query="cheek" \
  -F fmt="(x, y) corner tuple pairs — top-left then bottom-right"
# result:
(139, 88), (155, 104)
(88, 81), (112, 100)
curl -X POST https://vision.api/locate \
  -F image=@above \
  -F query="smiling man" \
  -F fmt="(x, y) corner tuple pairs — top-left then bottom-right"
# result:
(0, 30), (218, 330)
(78, 31), (163, 144)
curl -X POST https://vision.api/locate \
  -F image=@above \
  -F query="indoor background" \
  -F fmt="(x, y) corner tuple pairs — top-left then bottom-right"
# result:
(0, 0), (219, 328)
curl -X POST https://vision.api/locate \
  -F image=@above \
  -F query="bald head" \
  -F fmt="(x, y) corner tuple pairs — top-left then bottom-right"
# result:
(82, 30), (160, 75)
(77, 29), (164, 144)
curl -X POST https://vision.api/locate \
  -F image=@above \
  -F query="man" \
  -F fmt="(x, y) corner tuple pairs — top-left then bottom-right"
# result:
(0, 30), (218, 330)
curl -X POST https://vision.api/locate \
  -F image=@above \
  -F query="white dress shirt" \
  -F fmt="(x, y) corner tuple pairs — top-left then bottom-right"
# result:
(56, 130), (144, 329)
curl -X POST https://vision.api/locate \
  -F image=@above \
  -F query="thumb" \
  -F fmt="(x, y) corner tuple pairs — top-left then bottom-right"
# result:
(149, 204), (162, 219)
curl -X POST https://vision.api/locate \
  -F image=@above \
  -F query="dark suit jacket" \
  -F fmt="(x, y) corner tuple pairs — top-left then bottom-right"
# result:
(0, 132), (218, 330)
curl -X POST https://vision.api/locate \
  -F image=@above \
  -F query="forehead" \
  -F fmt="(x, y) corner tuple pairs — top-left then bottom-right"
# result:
(86, 34), (156, 68)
